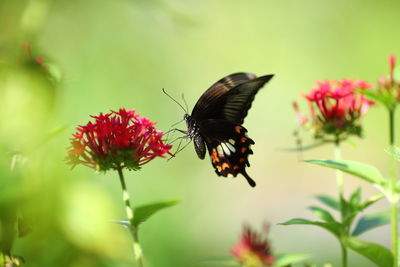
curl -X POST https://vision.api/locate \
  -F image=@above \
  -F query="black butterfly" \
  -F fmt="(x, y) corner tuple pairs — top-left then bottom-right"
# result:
(184, 72), (274, 187)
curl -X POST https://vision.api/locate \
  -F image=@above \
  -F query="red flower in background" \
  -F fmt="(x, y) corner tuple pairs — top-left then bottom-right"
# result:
(67, 108), (172, 171)
(293, 79), (374, 141)
(231, 224), (275, 267)
(377, 54), (400, 109)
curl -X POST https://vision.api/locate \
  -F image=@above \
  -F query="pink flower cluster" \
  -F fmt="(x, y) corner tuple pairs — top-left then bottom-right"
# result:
(231, 225), (275, 266)
(294, 79), (374, 140)
(377, 55), (400, 109)
(67, 108), (172, 171)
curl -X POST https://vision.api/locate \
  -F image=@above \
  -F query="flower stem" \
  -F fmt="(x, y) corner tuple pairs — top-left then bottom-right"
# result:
(389, 110), (398, 267)
(335, 143), (344, 197)
(341, 243), (348, 267)
(335, 142), (347, 267)
(116, 166), (144, 267)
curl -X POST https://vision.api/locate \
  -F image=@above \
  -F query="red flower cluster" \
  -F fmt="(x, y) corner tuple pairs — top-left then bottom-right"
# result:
(231, 225), (275, 267)
(67, 108), (172, 171)
(293, 79), (374, 141)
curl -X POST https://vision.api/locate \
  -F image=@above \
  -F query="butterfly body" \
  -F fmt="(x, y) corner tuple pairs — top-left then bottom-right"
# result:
(184, 72), (274, 187)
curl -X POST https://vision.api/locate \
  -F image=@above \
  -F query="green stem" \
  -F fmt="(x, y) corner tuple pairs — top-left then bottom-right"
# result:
(341, 242), (348, 267)
(335, 141), (347, 267)
(116, 166), (144, 267)
(335, 143), (344, 197)
(389, 110), (398, 267)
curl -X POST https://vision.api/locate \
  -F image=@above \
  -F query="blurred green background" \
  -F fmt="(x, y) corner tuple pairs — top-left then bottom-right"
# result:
(1, 0), (400, 266)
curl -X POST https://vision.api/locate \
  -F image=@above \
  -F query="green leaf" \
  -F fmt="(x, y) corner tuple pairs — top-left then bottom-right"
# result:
(273, 253), (310, 267)
(385, 146), (400, 162)
(360, 193), (384, 210)
(314, 195), (340, 210)
(345, 236), (393, 267)
(305, 160), (385, 186)
(132, 200), (180, 228)
(112, 219), (131, 227)
(280, 140), (330, 152)
(200, 257), (239, 266)
(352, 210), (391, 236)
(350, 188), (361, 207)
(362, 89), (395, 110)
(308, 206), (336, 222)
(279, 218), (341, 238)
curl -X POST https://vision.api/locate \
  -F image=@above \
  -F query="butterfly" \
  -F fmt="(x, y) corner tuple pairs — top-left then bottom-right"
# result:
(184, 72), (274, 187)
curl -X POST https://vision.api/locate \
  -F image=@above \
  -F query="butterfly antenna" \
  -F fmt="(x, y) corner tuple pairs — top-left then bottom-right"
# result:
(171, 119), (185, 128)
(181, 93), (189, 114)
(162, 88), (187, 113)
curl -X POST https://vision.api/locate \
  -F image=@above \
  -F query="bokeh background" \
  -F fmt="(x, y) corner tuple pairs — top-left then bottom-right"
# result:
(1, 0), (400, 266)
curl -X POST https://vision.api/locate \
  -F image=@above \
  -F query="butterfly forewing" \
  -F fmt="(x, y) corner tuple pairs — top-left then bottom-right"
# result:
(191, 72), (256, 120)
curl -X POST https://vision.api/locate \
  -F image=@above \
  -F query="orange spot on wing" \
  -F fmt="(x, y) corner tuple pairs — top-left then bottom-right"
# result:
(211, 149), (219, 163)
(233, 165), (240, 170)
(241, 137), (247, 143)
(216, 165), (222, 172)
(222, 162), (230, 170)
(241, 147), (247, 153)
(235, 126), (242, 133)
(239, 158), (245, 163)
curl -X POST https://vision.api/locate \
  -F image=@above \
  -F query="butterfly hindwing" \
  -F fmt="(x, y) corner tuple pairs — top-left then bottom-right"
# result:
(199, 120), (256, 187)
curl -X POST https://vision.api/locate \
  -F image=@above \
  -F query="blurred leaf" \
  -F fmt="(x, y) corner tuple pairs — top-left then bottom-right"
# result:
(352, 210), (391, 236)
(199, 257), (239, 266)
(17, 214), (32, 237)
(273, 253), (310, 267)
(308, 206), (336, 223)
(385, 146), (400, 161)
(279, 218), (341, 238)
(280, 140), (329, 152)
(350, 188), (361, 207)
(362, 89), (395, 110)
(314, 195), (340, 211)
(394, 66), (400, 82)
(112, 219), (131, 228)
(341, 198), (357, 227)
(345, 236), (393, 267)
(133, 200), (180, 228)
(305, 160), (385, 186)
(360, 193), (384, 210)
